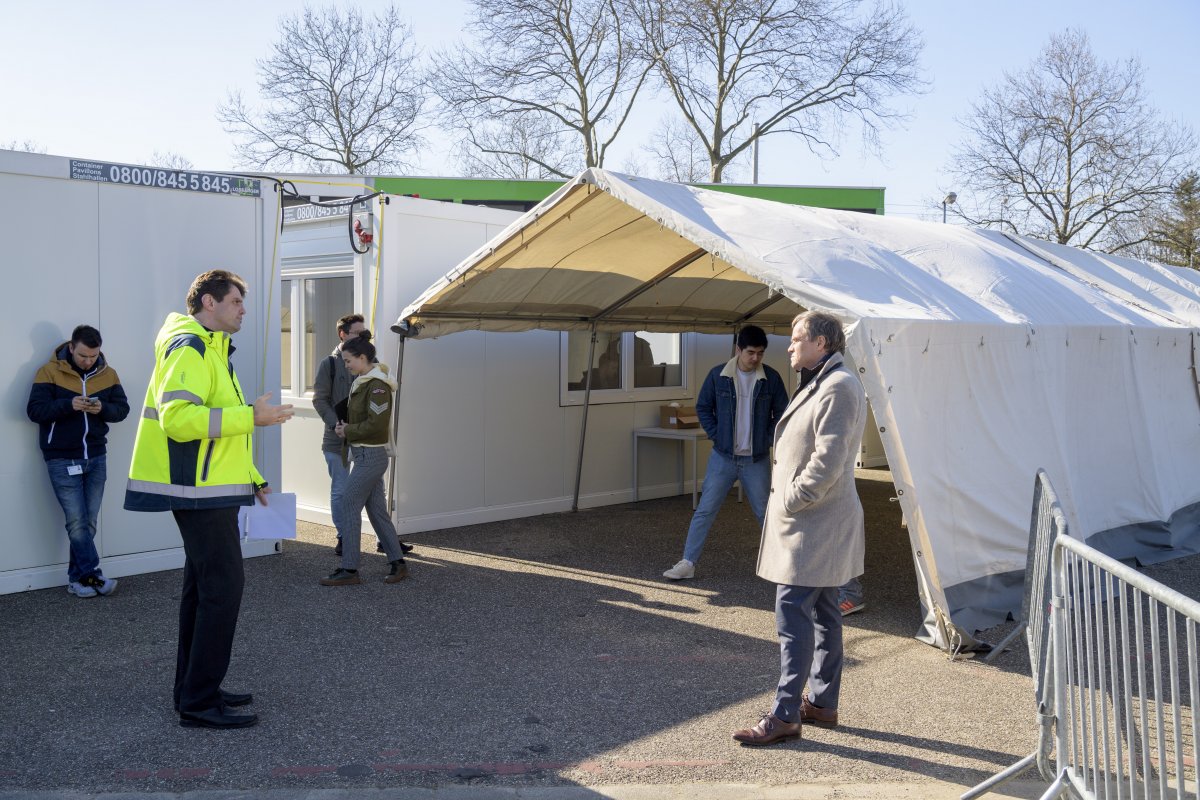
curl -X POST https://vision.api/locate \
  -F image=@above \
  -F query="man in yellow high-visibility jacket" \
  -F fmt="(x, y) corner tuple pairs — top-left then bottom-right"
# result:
(125, 269), (293, 730)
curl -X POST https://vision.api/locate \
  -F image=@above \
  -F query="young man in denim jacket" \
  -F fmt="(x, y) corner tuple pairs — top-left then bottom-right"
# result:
(663, 325), (789, 580)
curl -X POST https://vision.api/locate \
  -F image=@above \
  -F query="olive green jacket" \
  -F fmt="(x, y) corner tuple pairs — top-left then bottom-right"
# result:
(342, 364), (396, 450)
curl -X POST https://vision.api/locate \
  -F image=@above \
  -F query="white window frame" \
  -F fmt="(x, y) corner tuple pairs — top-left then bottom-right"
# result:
(279, 265), (355, 403)
(558, 331), (695, 406)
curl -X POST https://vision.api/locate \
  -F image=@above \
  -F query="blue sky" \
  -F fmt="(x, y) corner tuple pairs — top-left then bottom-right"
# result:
(2, 0), (1196, 220)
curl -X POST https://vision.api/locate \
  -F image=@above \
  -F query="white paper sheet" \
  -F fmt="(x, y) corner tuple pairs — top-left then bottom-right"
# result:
(238, 492), (297, 540)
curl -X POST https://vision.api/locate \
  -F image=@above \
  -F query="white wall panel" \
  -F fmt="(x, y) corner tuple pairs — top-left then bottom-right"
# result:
(481, 329), (566, 506)
(2, 174), (100, 574)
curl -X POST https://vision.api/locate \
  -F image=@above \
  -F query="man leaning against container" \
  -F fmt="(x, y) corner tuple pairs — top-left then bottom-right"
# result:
(124, 270), (293, 730)
(27, 324), (130, 598)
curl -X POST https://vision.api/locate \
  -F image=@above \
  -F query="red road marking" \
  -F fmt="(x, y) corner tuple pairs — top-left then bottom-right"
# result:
(365, 759), (729, 775)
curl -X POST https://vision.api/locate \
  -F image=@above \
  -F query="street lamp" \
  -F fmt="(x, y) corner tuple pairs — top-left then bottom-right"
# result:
(942, 192), (958, 224)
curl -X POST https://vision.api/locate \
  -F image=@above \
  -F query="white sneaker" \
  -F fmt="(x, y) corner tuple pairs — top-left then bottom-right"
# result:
(663, 559), (695, 580)
(67, 581), (98, 598)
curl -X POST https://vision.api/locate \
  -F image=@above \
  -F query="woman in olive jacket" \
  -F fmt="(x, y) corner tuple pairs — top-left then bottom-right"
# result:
(319, 336), (408, 586)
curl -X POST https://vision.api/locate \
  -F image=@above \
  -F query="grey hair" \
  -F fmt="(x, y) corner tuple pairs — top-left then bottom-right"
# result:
(793, 311), (846, 355)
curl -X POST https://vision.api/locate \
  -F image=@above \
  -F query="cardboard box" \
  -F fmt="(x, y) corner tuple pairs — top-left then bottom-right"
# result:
(660, 405), (700, 429)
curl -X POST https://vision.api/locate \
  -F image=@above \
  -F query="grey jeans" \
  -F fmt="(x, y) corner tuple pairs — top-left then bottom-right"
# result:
(340, 445), (404, 569)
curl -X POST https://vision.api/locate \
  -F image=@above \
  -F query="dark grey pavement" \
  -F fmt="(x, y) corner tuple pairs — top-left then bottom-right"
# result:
(5, 469), (1192, 799)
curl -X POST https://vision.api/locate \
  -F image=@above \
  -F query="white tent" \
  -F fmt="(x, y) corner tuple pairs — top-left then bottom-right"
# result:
(395, 169), (1200, 648)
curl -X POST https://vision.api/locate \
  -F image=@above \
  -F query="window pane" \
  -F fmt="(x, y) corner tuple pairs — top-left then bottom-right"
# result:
(280, 280), (292, 392)
(633, 331), (682, 388)
(303, 277), (354, 392)
(566, 331), (622, 390)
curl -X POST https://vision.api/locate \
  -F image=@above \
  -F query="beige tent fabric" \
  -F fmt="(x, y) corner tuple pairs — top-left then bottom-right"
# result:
(398, 181), (804, 337)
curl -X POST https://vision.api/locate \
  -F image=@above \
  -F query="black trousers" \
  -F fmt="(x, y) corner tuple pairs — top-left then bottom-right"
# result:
(172, 507), (245, 714)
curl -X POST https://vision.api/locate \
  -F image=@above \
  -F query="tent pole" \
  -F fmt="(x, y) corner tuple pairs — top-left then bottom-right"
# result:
(387, 334), (406, 517)
(572, 324), (599, 512)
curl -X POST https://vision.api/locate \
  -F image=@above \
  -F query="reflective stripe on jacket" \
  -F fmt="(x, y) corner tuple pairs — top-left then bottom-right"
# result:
(124, 313), (264, 512)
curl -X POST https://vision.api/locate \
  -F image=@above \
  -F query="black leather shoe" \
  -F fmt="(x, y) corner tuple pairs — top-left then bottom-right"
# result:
(174, 690), (253, 712)
(179, 708), (258, 729)
(400, 541), (414, 554)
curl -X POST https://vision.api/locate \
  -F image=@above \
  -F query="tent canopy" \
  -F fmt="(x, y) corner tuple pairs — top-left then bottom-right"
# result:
(400, 170), (1200, 337)
(397, 169), (1200, 646)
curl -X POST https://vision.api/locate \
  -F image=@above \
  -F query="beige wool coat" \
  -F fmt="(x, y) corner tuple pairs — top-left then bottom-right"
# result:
(756, 352), (867, 588)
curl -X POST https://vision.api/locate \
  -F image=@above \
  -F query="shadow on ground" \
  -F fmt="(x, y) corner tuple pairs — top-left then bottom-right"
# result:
(0, 473), (1064, 795)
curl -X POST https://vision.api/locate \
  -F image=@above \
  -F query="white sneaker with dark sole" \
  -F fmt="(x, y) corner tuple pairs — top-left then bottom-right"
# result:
(68, 581), (98, 598)
(663, 559), (695, 580)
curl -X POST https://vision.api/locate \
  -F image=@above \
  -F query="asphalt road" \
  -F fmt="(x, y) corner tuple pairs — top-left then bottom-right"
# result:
(6, 468), (1192, 798)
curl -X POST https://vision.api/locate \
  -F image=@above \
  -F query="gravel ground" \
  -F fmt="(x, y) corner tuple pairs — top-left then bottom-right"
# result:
(3, 468), (1192, 797)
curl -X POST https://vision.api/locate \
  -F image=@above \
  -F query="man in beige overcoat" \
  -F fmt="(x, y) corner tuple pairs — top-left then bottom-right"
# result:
(733, 311), (866, 746)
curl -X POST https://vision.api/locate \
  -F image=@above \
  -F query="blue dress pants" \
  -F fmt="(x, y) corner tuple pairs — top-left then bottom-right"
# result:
(772, 583), (844, 723)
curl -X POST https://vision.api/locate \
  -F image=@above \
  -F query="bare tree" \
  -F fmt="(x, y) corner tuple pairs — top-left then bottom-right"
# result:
(644, 116), (716, 182)
(633, 0), (924, 182)
(453, 114), (579, 179)
(2, 139), (46, 153)
(149, 151), (194, 171)
(432, 0), (653, 177)
(1142, 171), (1200, 268)
(949, 29), (1195, 252)
(218, 5), (427, 174)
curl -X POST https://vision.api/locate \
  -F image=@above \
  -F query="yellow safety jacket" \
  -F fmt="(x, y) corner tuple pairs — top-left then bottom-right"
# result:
(124, 313), (265, 511)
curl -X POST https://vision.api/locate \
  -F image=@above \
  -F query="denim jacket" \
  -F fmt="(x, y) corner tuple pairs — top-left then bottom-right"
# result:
(695, 357), (789, 461)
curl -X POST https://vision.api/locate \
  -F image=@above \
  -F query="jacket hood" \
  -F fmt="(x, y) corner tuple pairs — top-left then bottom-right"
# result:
(155, 312), (234, 353)
(351, 363), (397, 393)
(52, 341), (109, 377)
(157, 312), (206, 343)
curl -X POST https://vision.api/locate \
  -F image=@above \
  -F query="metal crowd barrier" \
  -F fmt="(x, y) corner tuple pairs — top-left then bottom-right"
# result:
(1048, 534), (1200, 799)
(965, 470), (1200, 800)
(963, 470), (1064, 798)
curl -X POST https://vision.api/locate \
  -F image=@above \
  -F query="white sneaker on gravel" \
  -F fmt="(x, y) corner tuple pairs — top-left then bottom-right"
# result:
(663, 559), (695, 580)
(67, 581), (98, 598)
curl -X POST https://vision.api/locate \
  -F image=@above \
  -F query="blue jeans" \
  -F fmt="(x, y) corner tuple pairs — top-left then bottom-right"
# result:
(681, 450), (771, 565)
(46, 455), (107, 583)
(323, 450), (350, 539)
(773, 584), (844, 722)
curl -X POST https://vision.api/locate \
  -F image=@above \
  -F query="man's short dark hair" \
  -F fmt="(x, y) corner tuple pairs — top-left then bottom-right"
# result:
(337, 313), (365, 335)
(71, 324), (102, 348)
(795, 311), (847, 355)
(186, 270), (248, 315)
(736, 325), (768, 350)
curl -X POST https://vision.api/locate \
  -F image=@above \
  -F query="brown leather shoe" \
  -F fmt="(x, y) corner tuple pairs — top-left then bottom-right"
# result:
(384, 560), (408, 583)
(732, 714), (801, 746)
(800, 697), (838, 728)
